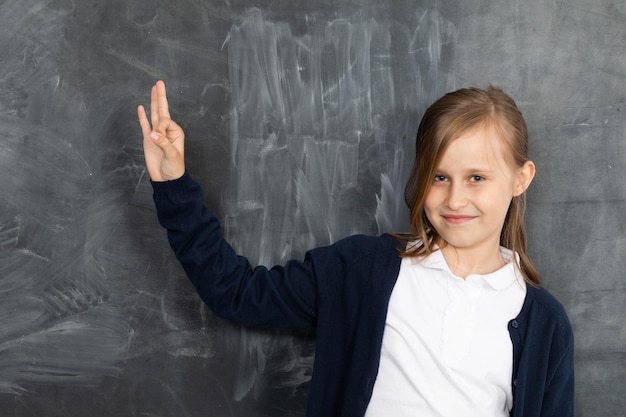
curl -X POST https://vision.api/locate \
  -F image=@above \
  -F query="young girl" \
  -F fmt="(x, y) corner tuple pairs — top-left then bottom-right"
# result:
(137, 81), (574, 417)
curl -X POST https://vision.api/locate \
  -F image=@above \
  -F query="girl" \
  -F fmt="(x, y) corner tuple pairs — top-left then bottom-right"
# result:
(137, 81), (574, 417)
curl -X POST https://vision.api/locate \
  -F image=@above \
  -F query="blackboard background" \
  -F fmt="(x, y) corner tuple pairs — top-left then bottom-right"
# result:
(1, 0), (624, 416)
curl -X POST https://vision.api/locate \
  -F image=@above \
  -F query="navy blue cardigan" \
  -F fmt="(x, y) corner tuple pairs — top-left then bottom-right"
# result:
(152, 172), (574, 417)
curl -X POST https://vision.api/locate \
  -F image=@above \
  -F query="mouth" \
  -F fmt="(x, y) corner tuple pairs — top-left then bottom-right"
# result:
(441, 215), (477, 225)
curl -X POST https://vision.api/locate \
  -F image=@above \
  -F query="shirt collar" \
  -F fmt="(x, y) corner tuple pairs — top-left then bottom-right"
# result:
(416, 246), (524, 291)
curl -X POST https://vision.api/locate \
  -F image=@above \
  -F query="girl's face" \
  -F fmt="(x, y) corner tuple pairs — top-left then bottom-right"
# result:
(424, 126), (534, 262)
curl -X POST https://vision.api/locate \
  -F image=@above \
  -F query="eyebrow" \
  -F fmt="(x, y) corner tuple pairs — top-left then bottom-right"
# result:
(434, 167), (496, 174)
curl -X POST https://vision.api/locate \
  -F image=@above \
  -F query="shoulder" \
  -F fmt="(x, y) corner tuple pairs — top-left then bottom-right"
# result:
(333, 233), (402, 250)
(324, 233), (402, 259)
(306, 234), (403, 300)
(522, 285), (573, 346)
(525, 286), (569, 320)
(306, 233), (403, 273)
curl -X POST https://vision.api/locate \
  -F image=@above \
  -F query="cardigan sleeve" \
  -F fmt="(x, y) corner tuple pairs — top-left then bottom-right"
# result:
(151, 172), (320, 328)
(511, 286), (575, 417)
(540, 305), (575, 417)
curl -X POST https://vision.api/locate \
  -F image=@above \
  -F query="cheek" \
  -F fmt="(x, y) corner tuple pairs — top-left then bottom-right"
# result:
(423, 192), (445, 228)
(423, 189), (439, 212)
(484, 189), (514, 216)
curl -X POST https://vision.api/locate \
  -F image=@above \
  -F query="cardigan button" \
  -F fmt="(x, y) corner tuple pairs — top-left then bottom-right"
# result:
(511, 320), (519, 329)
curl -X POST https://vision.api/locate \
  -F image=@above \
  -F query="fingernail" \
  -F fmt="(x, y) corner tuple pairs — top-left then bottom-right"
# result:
(150, 132), (159, 140)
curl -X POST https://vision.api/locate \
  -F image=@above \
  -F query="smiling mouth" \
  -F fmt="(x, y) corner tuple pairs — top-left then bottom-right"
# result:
(441, 215), (477, 224)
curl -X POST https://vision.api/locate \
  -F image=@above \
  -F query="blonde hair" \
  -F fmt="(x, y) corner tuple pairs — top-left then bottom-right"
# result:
(396, 86), (541, 286)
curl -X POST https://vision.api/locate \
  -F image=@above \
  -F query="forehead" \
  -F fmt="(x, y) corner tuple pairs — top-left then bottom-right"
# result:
(438, 125), (513, 170)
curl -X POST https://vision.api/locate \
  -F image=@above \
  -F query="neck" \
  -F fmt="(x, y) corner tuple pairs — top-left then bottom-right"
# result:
(438, 241), (506, 279)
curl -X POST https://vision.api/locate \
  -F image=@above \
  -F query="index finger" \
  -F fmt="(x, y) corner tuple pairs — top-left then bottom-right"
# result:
(137, 105), (152, 138)
(155, 80), (171, 120)
(149, 84), (158, 127)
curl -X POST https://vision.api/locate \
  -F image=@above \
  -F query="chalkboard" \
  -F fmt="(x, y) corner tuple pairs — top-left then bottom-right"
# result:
(1, 0), (624, 416)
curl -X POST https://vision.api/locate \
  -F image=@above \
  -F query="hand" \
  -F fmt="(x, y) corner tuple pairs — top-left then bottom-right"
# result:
(137, 80), (185, 182)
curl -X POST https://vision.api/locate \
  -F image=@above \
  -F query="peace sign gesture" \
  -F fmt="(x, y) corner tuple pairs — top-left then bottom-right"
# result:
(137, 80), (185, 182)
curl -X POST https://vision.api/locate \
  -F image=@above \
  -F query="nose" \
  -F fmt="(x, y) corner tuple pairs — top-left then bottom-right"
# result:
(446, 183), (468, 210)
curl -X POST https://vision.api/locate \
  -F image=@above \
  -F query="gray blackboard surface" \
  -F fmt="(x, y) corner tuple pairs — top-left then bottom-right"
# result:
(1, 0), (624, 416)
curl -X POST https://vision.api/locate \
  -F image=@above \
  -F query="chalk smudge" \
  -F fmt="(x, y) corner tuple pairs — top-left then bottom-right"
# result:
(220, 7), (454, 401)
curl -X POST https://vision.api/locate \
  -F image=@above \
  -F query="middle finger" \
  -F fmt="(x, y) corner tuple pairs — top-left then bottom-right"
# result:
(155, 80), (171, 120)
(149, 84), (159, 127)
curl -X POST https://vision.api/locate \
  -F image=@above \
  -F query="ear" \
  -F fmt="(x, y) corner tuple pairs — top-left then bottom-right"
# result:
(513, 160), (536, 197)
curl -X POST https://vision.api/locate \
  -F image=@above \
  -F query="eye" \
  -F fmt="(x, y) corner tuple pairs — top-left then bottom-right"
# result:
(469, 175), (485, 182)
(433, 175), (447, 182)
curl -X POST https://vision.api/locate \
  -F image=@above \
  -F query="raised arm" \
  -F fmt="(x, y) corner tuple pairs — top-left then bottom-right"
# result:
(137, 80), (320, 328)
(137, 80), (186, 182)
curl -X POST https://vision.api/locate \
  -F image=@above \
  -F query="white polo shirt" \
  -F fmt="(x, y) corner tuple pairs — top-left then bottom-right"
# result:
(364, 248), (526, 417)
